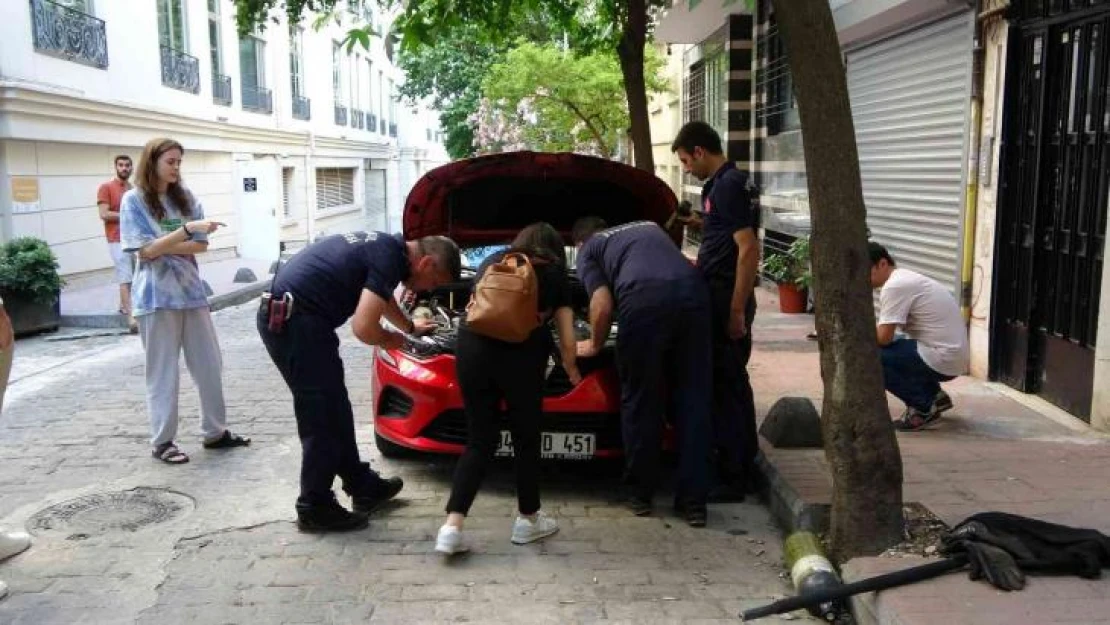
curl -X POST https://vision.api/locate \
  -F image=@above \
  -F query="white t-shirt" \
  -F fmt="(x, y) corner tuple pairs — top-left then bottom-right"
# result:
(878, 268), (969, 376)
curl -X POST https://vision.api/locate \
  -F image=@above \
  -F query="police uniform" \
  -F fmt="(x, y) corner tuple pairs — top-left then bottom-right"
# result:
(699, 162), (760, 488)
(257, 232), (406, 511)
(576, 221), (712, 507)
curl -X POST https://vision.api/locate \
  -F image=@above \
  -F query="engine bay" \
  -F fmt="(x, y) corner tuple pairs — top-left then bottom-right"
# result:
(398, 269), (617, 361)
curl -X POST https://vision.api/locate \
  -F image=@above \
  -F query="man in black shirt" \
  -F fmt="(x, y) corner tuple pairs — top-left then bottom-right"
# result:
(259, 232), (461, 532)
(672, 121), (761, 499)
(573, 218), (712, 527)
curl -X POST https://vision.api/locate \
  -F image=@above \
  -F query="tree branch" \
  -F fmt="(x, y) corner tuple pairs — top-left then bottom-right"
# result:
(532, 91), (612, 157)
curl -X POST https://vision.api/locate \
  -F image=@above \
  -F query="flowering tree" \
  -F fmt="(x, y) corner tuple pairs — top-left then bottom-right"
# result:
(474, 42), (666, 157)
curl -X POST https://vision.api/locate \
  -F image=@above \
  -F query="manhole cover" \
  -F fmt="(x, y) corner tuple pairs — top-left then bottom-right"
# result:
(27, 488), (194, 539)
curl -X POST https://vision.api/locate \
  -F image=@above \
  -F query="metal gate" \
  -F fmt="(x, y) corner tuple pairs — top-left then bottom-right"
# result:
(364, 168), (387, 232)
(994, 1), (1110, 420)
(845, 12), (974, 296)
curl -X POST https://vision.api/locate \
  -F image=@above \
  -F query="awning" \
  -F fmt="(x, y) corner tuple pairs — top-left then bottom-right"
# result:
(654, 0), (753, 44)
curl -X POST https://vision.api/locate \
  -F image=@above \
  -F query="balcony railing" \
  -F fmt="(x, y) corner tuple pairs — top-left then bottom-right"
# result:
(334, 104), (348, 126)
(368, 113), (378, 132)
(292, 95), (311, 120)
(30, 0), (109, 69)
(352, 109), (367, 129)
(242, 83), (273, 114)
(212, 74), (232, 106)
(389, 123), (398, 138)
(160, 46), (200, 94)
(379, 118), (387, 134)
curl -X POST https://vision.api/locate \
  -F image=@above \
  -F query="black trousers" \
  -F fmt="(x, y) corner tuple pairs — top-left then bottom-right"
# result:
(446, 326), (549, 516)
(615, 281), (713, 503)
(707, 279), (759, 483)
(257, 307), (379, 507)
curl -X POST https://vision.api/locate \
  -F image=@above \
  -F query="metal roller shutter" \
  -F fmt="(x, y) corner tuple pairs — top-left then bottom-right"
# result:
(846, 12), (973, 295)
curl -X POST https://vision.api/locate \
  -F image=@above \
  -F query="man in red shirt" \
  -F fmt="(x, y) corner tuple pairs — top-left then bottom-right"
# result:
(97, 155), (136, 330)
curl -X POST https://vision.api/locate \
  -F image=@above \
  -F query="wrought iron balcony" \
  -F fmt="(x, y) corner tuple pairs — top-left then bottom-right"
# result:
(292, 95), (311, 120)
(334, 104), (348, 126)
(379, 118), (387, 134)
(212, 74), (232, 106)
(389, 123), (398, 138)
(368, 113), (378, 132)
(242, 83), (273, 114)
(30, 0), (109, 69)
(354, 109), (369, 129)
(160, 46), (200, 94)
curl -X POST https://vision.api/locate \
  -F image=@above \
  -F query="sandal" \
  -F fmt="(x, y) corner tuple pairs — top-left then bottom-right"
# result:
(153, 442), (189, 464)
(203, 430), (252, 449)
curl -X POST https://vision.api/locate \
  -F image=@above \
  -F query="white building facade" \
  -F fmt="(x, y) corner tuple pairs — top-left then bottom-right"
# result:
(0, 0), (448, 285)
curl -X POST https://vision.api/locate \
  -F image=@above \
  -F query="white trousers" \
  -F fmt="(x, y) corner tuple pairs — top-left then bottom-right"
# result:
(138, 308), (227, 446)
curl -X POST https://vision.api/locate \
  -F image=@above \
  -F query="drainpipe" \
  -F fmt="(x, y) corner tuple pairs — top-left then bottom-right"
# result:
(960, 0), (988, 324)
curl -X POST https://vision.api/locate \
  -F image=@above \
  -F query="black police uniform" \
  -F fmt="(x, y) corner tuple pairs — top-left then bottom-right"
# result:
(576, 221), (712, 506)
(698, 161), (760, 487)
(257, 232), (408, 509)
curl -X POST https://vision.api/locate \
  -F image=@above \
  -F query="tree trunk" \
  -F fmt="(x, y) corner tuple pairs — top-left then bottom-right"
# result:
(769, 0), (904, 561)
(617, 0), (654, 172)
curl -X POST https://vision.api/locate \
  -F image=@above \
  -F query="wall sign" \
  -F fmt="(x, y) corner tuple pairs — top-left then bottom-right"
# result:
(243, 177), (258, 192)
(11, 177), (40, 214)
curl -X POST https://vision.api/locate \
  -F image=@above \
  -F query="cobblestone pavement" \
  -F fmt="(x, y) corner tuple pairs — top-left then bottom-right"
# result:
(0, 303), (800, 625)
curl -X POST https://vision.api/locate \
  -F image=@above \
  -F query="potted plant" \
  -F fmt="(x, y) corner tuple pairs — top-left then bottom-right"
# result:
(0, 237), (64, 336)
(761, 235), (811, 314)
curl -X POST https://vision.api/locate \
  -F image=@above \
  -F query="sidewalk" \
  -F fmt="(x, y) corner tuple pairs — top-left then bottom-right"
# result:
(59, 256), (275, 329)
(748, 288), (1110, 625)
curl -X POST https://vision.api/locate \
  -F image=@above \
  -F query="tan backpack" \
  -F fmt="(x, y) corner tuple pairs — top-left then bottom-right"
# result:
(465, 252), (541, 342)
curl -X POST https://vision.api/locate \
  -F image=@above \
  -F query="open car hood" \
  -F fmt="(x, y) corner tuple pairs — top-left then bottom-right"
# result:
(403, 151), (681, 246)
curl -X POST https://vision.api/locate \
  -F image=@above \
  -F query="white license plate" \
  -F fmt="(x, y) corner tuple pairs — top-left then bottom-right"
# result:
(496, 431), (596, 460)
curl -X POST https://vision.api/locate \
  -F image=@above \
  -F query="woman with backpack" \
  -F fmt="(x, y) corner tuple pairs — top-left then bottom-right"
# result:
(435, 222), (582, 555)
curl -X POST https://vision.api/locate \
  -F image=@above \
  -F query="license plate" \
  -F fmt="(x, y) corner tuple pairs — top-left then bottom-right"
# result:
(495, 431), (596, 460)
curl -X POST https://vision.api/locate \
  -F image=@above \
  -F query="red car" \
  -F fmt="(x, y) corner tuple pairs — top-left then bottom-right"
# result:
(371, 151), (681, 461)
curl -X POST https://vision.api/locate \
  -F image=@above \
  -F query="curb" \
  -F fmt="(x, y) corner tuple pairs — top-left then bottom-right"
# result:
(755, 450), (830, 535)
(59, 281), (267, 330)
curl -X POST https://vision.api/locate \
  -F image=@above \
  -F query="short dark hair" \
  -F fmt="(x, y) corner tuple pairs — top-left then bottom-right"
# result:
(571, 216), (608, 245)
(671, 121), (724, 156)
(868, 242), (896, 267)
(419, 235), (462, 281)
(114, 155), (132, 164)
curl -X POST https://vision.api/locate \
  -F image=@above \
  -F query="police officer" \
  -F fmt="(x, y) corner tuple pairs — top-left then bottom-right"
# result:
(672, 121), (761, 500)
(258, 232), (461, 532)
(572, 218), (712, 527)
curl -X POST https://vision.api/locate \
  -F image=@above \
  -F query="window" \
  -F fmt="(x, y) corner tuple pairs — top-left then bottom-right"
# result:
(208, 0), (222, 75)
(378, 70), (386, 126)
(388, 78), (397, 122)
(315, 168), (355, 211)
(157, 0), (187, 51)
(289, 26), (304, 97)
(282, 167), (295, 218)
(350, 54), (361, 113)
(332, 42), (345, 102)
(757, 19), (799, 135)
(366, 58), (375, 118)
(239, 36), (266, 89)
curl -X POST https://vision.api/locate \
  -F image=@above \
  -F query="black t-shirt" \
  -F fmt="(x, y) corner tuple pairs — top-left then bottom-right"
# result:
(576, 221), (698, 309)
(272, 231), (410, 328)
(472, 251), (572, 316)
(697, 162), (759, 283)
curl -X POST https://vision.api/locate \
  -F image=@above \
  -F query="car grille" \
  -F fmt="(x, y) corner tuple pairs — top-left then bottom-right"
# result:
(378, 386), (414, 417)
(422, 409), (622, 448)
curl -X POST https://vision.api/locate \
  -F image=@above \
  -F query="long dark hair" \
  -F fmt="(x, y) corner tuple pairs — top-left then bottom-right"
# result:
(509, 222), (567, 267)
(135, 137), (193, 221)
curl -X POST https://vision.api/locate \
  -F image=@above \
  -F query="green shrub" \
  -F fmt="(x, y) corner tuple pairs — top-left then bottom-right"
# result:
(0, 237), (65, 303)
(761, 235), (812, 289)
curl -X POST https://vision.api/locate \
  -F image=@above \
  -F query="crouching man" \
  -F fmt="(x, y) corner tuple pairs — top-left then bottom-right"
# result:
(870, 242), (969, 431)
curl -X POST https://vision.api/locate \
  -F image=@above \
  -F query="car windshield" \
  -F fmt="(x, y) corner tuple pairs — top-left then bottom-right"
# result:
(461, 245), (579, 270)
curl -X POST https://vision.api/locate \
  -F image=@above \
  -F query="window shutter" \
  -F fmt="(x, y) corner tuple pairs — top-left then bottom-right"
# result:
(315, 168), (355, 210)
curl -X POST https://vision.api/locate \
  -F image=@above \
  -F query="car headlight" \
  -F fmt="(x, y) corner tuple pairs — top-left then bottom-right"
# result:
(376, 347), (397, 367)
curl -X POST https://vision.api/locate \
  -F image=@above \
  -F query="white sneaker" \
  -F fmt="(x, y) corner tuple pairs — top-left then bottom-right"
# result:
(435, 525), (469, 555)
(0, 532), (30, 562)
(511, 511), (559, 545)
